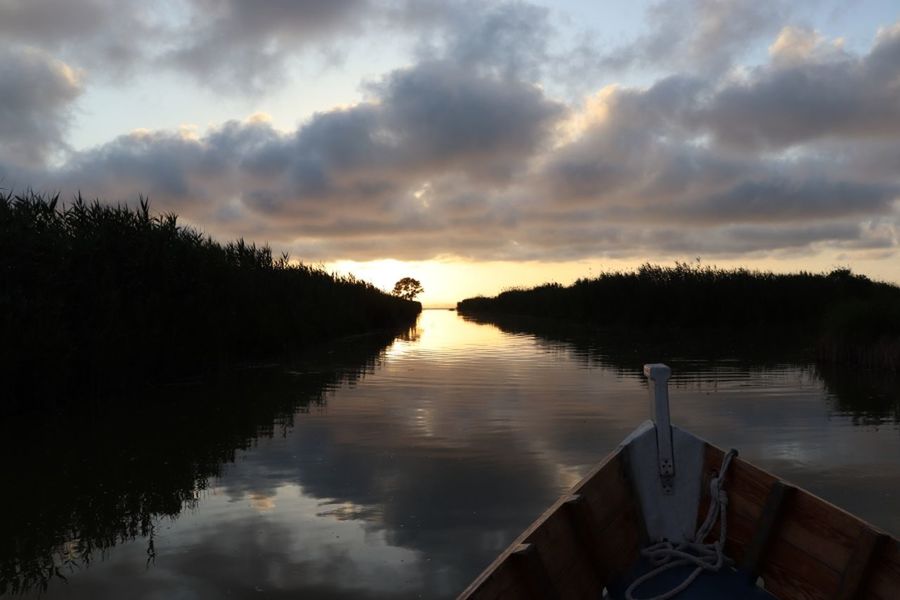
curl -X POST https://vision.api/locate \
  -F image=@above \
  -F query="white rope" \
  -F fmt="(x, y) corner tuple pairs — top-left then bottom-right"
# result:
(625, 449), (739, 600)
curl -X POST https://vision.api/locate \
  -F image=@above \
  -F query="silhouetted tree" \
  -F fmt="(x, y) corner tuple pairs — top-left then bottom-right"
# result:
(392, 277), (424, 301)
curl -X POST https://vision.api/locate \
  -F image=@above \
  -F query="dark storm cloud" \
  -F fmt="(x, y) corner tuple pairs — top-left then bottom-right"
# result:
(0, 47), (82, 166)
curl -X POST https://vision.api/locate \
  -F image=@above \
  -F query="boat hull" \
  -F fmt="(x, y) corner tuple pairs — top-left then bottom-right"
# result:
(458, 435), (900, 599)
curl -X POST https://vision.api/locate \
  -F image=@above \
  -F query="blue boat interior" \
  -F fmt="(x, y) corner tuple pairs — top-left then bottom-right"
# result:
(606, 558), (777, 599)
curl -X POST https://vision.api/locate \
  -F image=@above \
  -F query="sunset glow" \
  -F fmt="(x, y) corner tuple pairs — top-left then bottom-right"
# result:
(2, 0), (899, 302)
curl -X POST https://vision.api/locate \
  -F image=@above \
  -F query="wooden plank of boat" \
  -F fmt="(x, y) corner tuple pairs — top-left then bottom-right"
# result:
(458, 364), (900, 600)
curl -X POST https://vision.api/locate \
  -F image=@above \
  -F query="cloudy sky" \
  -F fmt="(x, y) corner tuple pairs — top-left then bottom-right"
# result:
(2, 0), (899, 305)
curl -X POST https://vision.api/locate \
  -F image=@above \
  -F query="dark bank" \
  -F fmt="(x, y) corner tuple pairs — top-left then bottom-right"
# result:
(457, 262), (900, 371)
(0, 192), (421, 415)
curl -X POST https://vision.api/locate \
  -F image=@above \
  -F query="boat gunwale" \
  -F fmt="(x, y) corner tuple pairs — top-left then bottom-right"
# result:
(457, 446), (628, 599)
(458, 435), (900, 600)
(700, 443), (899, 600)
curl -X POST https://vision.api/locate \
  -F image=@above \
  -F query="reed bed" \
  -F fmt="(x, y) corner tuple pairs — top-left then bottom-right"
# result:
(0, 191), (420, 413)
(457, 262), (900, 370)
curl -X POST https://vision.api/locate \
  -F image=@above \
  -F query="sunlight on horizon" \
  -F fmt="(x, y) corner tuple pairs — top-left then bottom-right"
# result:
(328, 258), (620, 307)
(384, 310), (508, 360)
(329, 253), (900, 308)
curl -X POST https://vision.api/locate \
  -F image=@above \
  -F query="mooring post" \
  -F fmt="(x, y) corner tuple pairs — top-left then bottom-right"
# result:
(644, 363), (675, 495)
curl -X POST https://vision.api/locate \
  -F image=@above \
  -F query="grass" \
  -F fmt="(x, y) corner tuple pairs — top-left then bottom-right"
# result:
(457, 262), (900, 370)
(0, 191), (421, 413)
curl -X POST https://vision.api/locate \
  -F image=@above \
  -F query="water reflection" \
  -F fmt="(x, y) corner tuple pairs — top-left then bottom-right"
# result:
(461, 311), (900, 425)
(2, 312), (898, 599)
(459, 312), (900, 542)
(817, 363), (900, 425)
(0, 329), (405, 596)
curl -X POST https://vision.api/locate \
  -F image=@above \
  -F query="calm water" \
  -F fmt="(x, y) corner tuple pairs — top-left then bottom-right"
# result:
(2, 310), (898, 598)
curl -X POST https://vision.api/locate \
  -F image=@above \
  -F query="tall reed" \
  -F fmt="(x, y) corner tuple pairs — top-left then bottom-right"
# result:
(457, 262), (900, 369)
(0, 191), (421, 413)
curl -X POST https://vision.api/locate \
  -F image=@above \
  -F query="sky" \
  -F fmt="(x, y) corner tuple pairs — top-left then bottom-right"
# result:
(1, 0), (899, 307)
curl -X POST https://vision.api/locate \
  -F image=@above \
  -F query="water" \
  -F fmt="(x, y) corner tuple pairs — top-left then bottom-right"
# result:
(1, 310), (898, 598)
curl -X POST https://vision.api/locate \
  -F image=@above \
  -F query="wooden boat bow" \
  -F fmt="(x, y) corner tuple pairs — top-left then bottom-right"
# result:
(458, 364), (899, 600)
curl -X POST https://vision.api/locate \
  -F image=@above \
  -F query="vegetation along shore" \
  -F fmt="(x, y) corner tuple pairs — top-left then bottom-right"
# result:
(0, 331), (399, 595)
(0, 192), (421, 415)
(457, 263), (900, 371)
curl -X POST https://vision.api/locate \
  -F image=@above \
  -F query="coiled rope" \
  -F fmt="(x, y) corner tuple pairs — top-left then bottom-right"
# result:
(625, 448), (739, 600)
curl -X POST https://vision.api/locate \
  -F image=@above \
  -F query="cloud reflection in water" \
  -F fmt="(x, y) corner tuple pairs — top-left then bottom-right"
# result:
(5, 311), (898, 599)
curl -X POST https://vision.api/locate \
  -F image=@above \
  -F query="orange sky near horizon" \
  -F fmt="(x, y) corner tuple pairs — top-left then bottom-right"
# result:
(329, 253), (900, 308)
(4, 1), (900, 305)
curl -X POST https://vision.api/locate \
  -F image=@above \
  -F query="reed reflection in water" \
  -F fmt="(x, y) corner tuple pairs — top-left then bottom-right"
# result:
(2, 311), (898, 599)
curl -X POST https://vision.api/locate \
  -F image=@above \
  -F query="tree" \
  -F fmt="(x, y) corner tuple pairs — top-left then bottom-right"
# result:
(392, 277), (424, 301)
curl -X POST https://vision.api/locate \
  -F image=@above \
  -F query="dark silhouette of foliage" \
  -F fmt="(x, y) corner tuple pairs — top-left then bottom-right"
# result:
(0, 191), (421, 414)
(459, 311), (899, 425)
(392, 277), (424, 301)
(0, 329), (407, 595)
(457, 262), (900, 370)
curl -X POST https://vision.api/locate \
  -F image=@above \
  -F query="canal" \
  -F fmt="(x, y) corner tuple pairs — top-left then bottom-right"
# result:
(2, 309), (898, 598)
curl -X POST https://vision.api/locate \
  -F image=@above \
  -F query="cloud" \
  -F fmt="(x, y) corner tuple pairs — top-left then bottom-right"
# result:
(599, 0), (789, 76)
(163, 0), (373, 92)
(668, 222), (865, 254)
(0, 0), (160, 79)
(523, 28), (900, 260)
(0, 0), (377, 91)
(20, 60), (562, 250)
(679, 179), (898, 224)
(0, 0), (606, 96)
(373, 61), (564, 178)
(13, 34), (900, 262)
(411, 0), (555, 81)
(0, 0), (388, 92)
(0, 47), (82, 167)
(0, 0), (114, 41)
(694, 22), (900, 151)
(3, 4), (900, 265)
(768, 26), (839, 66)
(536, 20), (900, 222)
